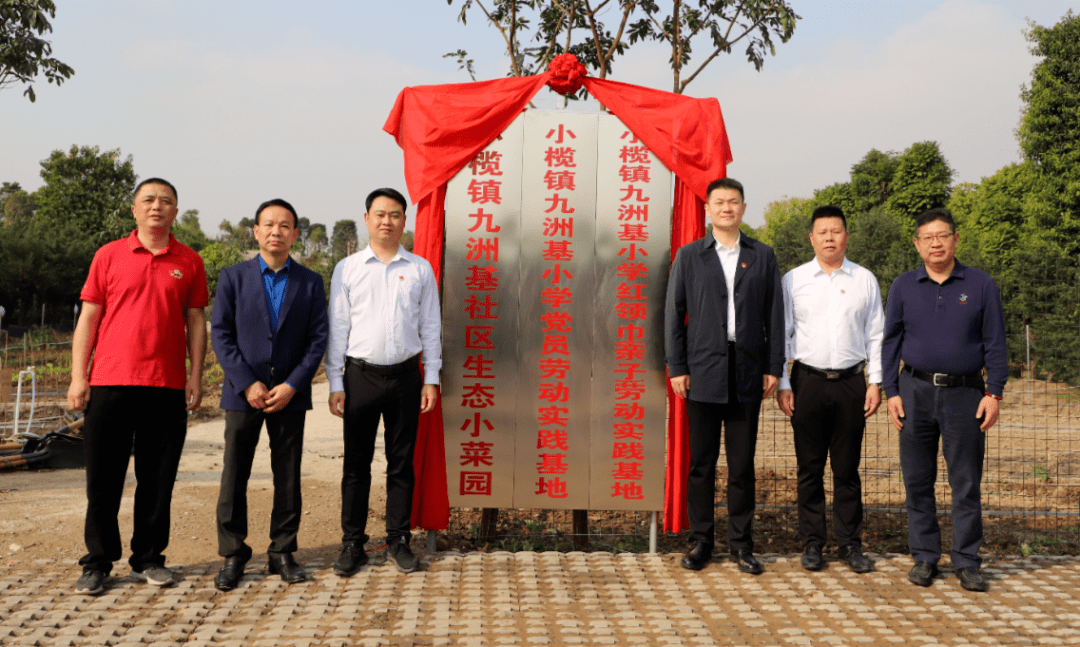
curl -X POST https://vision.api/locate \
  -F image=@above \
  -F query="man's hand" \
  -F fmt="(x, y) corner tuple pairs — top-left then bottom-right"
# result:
(670, 375), (690, 399)
(264, 383), (296, 414)
(328, 391), (345, 418)
(67, 376), (90, 411)
(887, 395), (905, 431)
(777, 389), (794, 417)
(976, 395), (1000, 432)
(185, 375), (203, 411)
(420, 384), (438, 414)
(244, 381), (270, 410)
(763, 375), (779, 399)
(864, 384), (882, 418)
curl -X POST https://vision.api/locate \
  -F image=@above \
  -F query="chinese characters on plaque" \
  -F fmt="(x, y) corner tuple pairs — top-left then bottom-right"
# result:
(444, 112), (670, 511)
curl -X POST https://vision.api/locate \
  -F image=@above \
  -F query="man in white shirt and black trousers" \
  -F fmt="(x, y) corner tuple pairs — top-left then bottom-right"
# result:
(325, 187), (441, 575)
(776, 205), (884, 574)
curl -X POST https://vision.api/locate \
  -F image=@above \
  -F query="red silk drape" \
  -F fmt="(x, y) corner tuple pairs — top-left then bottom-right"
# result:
(384, 74), (730, 533)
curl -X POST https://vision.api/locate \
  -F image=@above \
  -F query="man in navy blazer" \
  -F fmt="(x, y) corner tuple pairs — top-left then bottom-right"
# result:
(665, 178), (784, 574)
(210, 198), (328, 590)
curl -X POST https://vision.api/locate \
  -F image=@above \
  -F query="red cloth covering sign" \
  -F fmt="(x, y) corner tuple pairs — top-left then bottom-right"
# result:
(385, 56), (729, 533)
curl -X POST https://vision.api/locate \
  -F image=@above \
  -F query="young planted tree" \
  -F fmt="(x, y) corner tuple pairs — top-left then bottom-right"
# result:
(446, 0), (799, 94)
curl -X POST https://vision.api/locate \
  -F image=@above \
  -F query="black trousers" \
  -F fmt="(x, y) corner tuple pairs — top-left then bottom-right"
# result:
(79, 386), (187, 574)
(340, 357), (422, 545)
(686, 351), (760, 551)
(790, 363), (866, 550)
(216, 409), (306, 560)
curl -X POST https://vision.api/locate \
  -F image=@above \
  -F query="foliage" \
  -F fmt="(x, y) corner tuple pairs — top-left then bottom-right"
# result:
(628, 0), (800, 93)
(331, 219), (359, 258)
(0, 181), (36, 224)
(172, 209), (210, 252)
(33, 145), (136, 242)
(0, 217), (97, 325)
(1017, 11), (1080, 256)
(198, 242), (243, 295)
(0, 0), (74, 101)
(758, 195), (812, 273)
(446, 0), (799, 94)
(216, 217), (256, 251)
(848, 149), (900, 214)
(1018, 11), (1080, 177)
(884, 141), (954, 235)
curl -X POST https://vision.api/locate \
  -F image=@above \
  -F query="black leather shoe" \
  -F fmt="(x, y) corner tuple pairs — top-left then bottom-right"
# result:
(908, 561), (939, 587)
(956, 567), (989, 592)
(214, 556), (247, 591)
(267, 553), (305, 584)
(333, 542), (369, 577)
(801, 545), (824, 571)
(731, 548), (763, 575)
(680, 542), (712, 571)
(838, 545), (873, 574)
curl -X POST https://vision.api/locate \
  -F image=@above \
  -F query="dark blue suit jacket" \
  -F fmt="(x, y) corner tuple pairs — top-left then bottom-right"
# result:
(664, 233), (784, 404)
(211, 257), (329, 412)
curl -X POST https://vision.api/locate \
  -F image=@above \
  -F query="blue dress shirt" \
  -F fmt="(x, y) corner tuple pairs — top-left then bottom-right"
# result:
(258, 254), (290, 332)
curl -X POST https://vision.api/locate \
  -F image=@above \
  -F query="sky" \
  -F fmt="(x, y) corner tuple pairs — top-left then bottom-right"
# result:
(1, 0), (1075, 231)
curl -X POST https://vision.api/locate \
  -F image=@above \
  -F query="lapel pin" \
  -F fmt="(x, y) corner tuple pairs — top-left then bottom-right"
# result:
(740, 262), (746, 268)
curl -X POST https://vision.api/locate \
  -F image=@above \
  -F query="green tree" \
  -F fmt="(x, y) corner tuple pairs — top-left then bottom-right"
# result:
(1016, 11), (1080, 255)
(331, 219), (359, 258)
(0, 0), (74, 101)
(848, 149), (900, 214)
(217, 217), (256, 251)
(885, 141), (954, 235)
(34, 145), (137, 242)
(447, 0), (799, 95)
(758, 196), (812, 273)
(307, 222), (328, 256)
(172, 209), (210, 252)
(199, 242), (243, 295)
(0, 181), (36, 224)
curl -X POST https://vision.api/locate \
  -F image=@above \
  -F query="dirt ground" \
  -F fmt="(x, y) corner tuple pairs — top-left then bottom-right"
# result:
(3, 370), (1079, 574)
(0, 378), (398, 572)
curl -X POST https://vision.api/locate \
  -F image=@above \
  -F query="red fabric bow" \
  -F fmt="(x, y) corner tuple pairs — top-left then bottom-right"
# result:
(547, 53), (588, 95)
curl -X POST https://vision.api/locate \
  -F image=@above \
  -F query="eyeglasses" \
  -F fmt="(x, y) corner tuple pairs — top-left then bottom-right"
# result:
(916, 232), (955, 243)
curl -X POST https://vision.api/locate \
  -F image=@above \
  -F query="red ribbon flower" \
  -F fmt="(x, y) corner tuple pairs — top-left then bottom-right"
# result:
(547, 53), (588, 95)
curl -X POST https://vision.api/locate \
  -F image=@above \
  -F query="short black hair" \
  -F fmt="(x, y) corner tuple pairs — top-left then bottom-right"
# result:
(706, 177), (744, 202)
(133, 177), (177, 203)
(915, 207), (955, 233)
(254, 198), (298, 228)
(811, 205), (847, 230)
(365, 188), (408, 214)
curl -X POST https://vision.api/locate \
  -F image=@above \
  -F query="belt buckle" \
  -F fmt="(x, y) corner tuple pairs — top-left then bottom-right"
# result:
(932, 373), (949, 387)
(825, 371), (840, 380)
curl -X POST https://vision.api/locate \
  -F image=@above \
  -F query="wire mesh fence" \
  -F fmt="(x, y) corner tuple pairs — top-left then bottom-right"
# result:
(441, 245), (1080, 555)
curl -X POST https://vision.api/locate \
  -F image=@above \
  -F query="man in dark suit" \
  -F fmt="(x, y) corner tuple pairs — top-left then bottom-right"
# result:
(665, 177), (784, 574)
(210, 198), (329, 590)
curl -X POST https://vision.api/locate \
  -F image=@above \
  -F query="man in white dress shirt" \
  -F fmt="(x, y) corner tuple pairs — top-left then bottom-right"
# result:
(776, 206), (884, 573)
(325, 187), (441, 575)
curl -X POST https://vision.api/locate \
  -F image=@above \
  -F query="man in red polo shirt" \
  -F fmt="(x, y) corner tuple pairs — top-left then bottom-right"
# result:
(67, 177), (208, 595)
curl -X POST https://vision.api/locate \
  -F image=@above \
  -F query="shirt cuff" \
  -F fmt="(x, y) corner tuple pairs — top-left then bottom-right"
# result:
(328, 372), (344, 393)
(779, 377), (792, 391)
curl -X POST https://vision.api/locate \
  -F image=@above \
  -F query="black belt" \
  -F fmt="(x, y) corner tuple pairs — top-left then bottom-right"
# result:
(794, 360), (865, 380)
(346, 355), (418, 376)
(903, 364), (984, 389)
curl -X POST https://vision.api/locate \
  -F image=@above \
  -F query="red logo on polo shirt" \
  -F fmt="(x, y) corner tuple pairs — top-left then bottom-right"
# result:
(170, 269), (184, 279)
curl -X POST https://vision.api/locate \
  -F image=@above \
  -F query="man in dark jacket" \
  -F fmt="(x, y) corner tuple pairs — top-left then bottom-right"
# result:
(665, 177), (784, 573)
(210, 198), (329, 589)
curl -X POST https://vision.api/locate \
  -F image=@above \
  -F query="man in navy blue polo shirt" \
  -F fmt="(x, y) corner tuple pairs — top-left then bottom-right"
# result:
(882, 207), (1007, 592)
